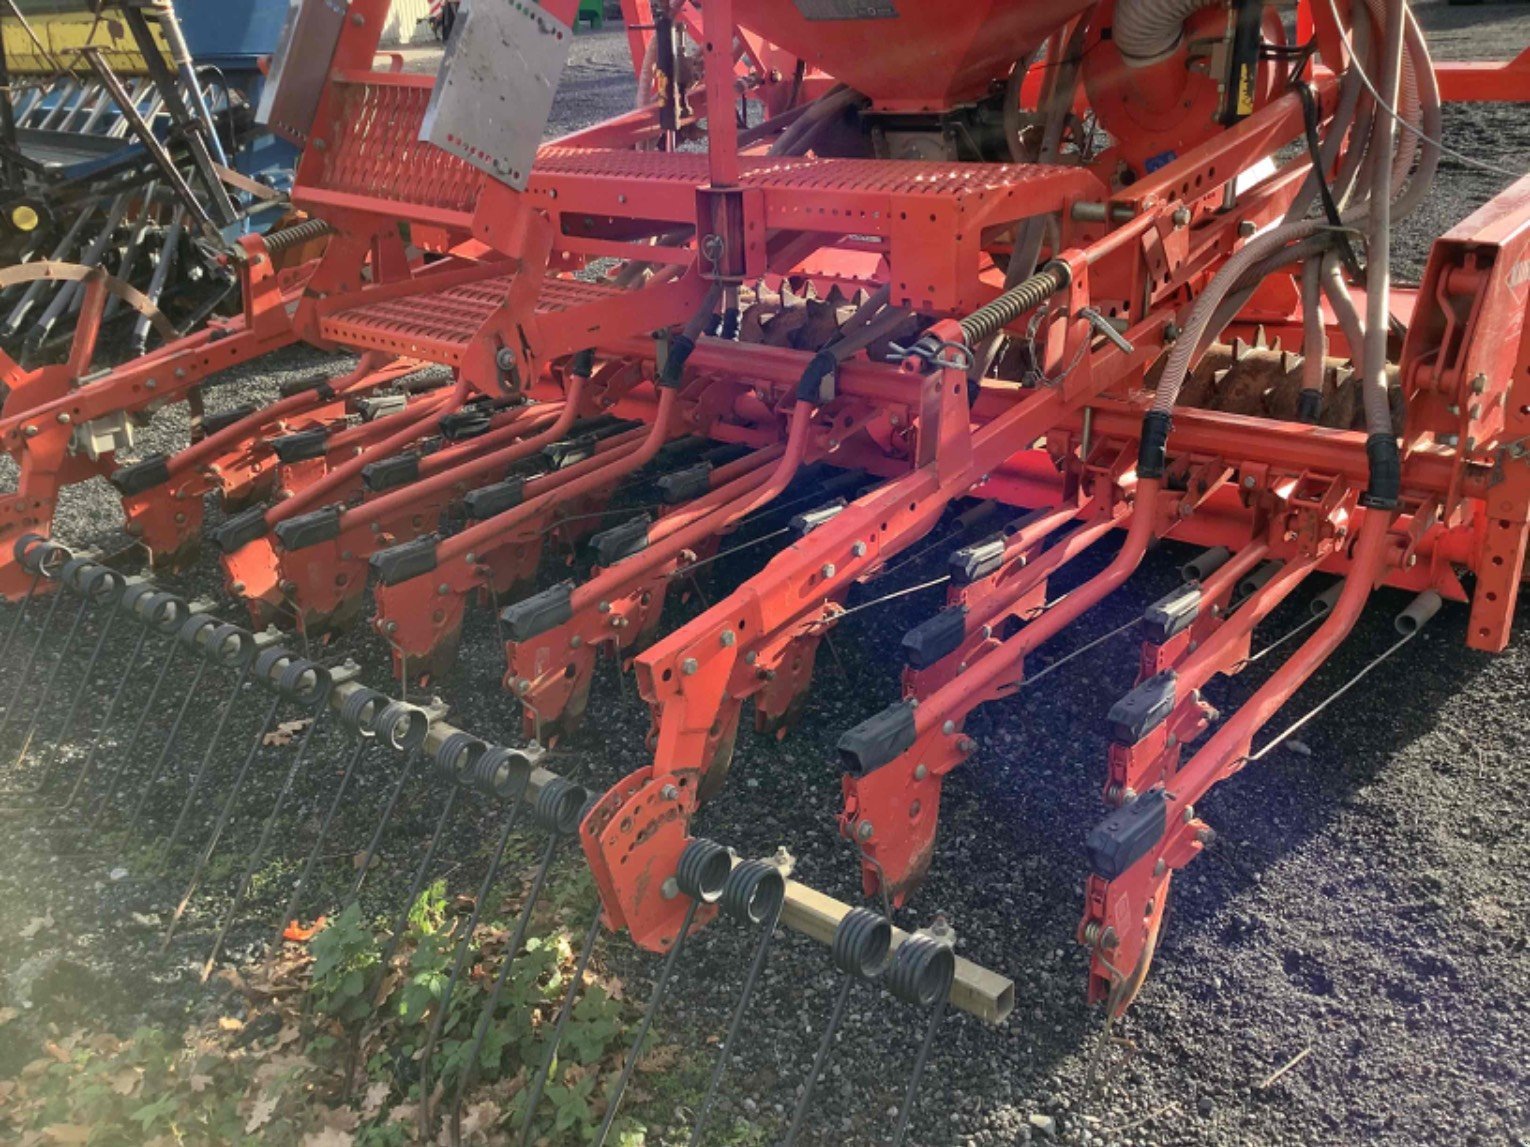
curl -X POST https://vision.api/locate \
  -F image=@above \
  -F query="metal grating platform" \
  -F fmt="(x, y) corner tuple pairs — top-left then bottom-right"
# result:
(318, 273), (626, 366)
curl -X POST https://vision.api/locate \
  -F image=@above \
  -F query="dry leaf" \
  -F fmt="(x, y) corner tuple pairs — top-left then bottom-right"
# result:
(637, 1044), (681, 1074)
(275, 1024), (301, 1049)
(360, 1081), (391, 1121)
(217, 1016), (245, 1033)
(245, 1094), (278, 1133)
(388, 1103), (418, 1125)
(43, 1042), (71, 1064)
(455, 1100), (501, 1142)
(19, 911), (53, 941)
(108, 1069), (140, 1097)
(0, 1007), (18, 1026)
(188, 1073), (213, 1094)
(41, 1127), (91, 1145)
(300, 1130), (353, 1147)
(264, 718), (313, 747)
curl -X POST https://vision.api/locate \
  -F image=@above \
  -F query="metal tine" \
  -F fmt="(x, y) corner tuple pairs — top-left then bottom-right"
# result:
(513, 905), (605, 1147)
(200, 658), (344, 980)
(271, 695), (431, 947)
(687, 859), (790, 1147)
(52, 589), (190, 821)
(160, 656), (257, 858)
(781, 908), (896, 1147)
(886, 934), (958, 1147)
(0, 560), (73, 742)
(132, 618), (262, 844)
(591, 839), (734, 1147)
(343, 740), (426, 908)
(0, 536), (55, 666)
(161, 687), (286, 949)
(416, 754), (540, 1138)
(85, 635), (185, 832)
(0, 563), (127, 801)
(445, 780), (589, 1143)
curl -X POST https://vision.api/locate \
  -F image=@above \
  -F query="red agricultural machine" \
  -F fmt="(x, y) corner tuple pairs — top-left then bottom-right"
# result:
(2, 0), (1528, 1140)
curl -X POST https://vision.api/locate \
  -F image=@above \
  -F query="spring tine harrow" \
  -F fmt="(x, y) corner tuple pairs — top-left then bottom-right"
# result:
(161, 656), (259, 858)
(344, 740), (427, 908)
(513, 904), (606, 1147)
(781, 908), (896, 1147)
(161, 688), (286, 948)
(592, 839), (733, 1147)
(272, 693), (430, 945)
(688, 858), (789, 1147)
(200, 658), (346, 978)
(447, 781), (587, 1137)
(887, 933), (958, 1147)
(121, 652), (210, 833)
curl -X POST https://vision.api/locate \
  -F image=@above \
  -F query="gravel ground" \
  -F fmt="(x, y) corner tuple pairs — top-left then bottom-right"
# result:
(3, 5), (1530, 1146)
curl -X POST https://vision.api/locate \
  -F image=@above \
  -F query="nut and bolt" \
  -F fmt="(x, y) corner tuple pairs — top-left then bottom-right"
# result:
(821, 563), (836, 579)
(1238, 220), (1258, 238)
(720, 629), (736, 647)
(56, 412), (71, 425)
(681, 657), (699, 675)
(852, 541), (867, 558)
(942, 720), (956, 735)
(1171, 206), (1192, 228)
(913, 764), (928, 781)
(856, 821), (875, 841)
(661, 877), (679, 900)
(660, 784), (680, 801)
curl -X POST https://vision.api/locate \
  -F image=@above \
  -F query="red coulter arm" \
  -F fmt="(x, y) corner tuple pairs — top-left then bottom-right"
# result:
(4, 0), (1530, 1046)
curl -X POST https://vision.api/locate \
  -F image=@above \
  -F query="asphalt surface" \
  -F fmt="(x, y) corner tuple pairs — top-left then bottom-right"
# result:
(2, 4), (1529, 1146)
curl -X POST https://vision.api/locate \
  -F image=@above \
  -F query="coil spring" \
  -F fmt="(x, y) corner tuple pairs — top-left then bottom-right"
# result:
(435, 732), (486, 782)
(464, 746), (532, 800)
(375, 701), (429, 752)
(144, 591), (189, 634)
(675, 838), (731, 904)
(531, 776), (587, 836)
(886, 933), (955, 1007)
(15, 534), (70, 578)
(339, 687), (386, 737)
(832, 907), (893, 980)
(59, 556), (94, 592)
(254, 646), (295, 688)
(277, 658), (332, 705)
(176, 612), (221, 652)
(208, 623), (257, 667)
(263, 217), (334, 257)
(720, 858), (786, 926)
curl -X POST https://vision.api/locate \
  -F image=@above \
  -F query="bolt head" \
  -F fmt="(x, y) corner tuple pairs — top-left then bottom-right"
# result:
(570, 635), (582, 648)
(856, 821), (874, 841)
(942, 720), (956, 735)
(660, 784), (679, 801)
(821, 563), (836, 579)
(1238, 220), (1258, 238)
(681, 657), (699, 676)
(852, 541), (867, 558)
(720, 629), (736, 647)
(913, 764), (928, 781)
(661, 877), (679, 900)
(56, 412), (71, 424)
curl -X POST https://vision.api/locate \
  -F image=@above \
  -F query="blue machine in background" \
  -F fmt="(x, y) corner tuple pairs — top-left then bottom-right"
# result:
(0, 0), (299, 355)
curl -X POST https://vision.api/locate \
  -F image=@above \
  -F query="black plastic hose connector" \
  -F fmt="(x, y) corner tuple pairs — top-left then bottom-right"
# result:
(659, 334), (698, 389)
(796, 350), (839, 404)
(1137, 410), (1173, 480)
(1361, 434), (1401, 511)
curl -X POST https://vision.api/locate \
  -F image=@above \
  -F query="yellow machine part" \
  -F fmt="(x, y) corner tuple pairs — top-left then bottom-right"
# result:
(1, 11), (169, 76)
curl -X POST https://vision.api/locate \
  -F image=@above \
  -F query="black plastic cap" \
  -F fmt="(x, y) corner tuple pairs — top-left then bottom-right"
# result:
(463, 476), (526, 519)
(278, 374), (337, 400)
(439, 406), (495, 441)
(950, 537), (1005, 585)
(568, 348), (596, 378)
(369, 536), (439, 586)
(657, 463), (712, 505)
(901, 606), (967, 671)
(659, 334), (697, 389)
(1142, 585), (1201, 645)
(1086, 788), (1169, 880)
(274, 506), (341, 551)
(110, 454), (171, 496)
(1106, 671), (1178, 745)
(201, 403), (259, 437)
(501, 582), (574, 641)
(589, 516), (650, 567)
(272, 429), (329, 464)
(545, 434), (598, 470)
(362, 452), (421, 493)
(1360, 433), (1401, 511)
(1137, 410), (1172, 480)
(356, 394), (409, 421)
(719, 307), (741, 341)
(796, 350), (838, 404)
(791, 499), (846, 536)
(211, 506), (269, 553)
(838, 700), (918, 775)
(1296, 389), (1322, 424)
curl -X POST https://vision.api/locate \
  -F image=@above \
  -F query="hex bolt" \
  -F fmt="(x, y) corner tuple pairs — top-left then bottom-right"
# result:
(942, 720), (956, 735)
(570, 635), (583, 649)
(852, 541), (867, 558)
(1238, 220), (1258, 238)
(661, 877), (679, 900)
(913, 764), (928, 781)
(720, 629), (736, 647)
(1172, 206), (1192, 228)
(857, 821), (875, 841)
(56, 412), (71, 425)
(23, 425), (37, 438)
(821, 563), (836, 579)
(682, 658), (699, 675)
(660, 784), (679, 801)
